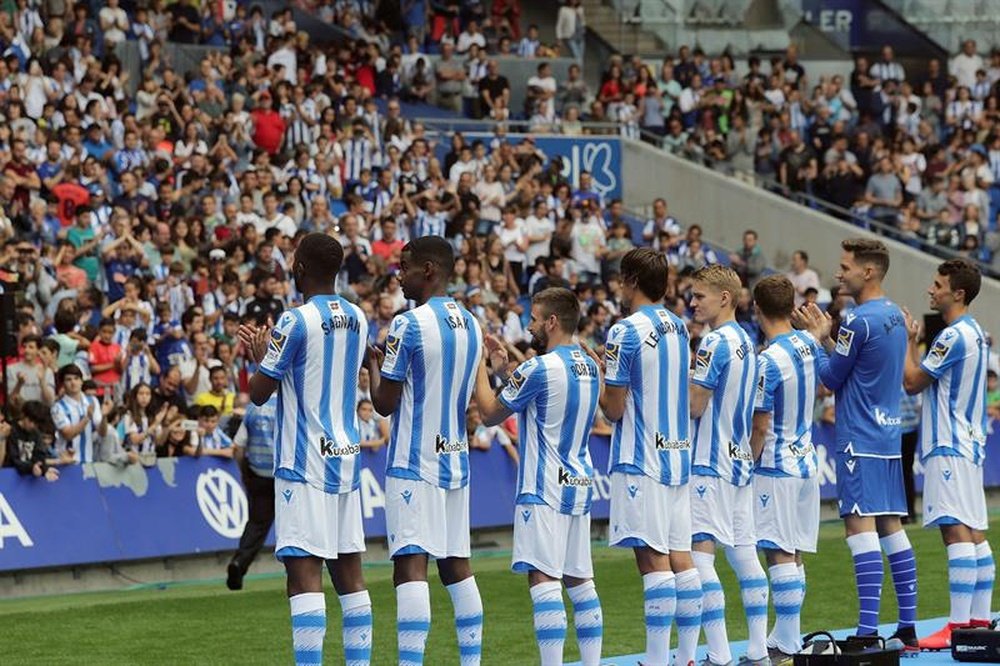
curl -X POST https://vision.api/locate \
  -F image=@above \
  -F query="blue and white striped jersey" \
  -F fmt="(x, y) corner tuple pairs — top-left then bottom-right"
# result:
(604, 305), (691, 485)
(919, 315), (989, 464)
(414, 210), (448, 238)
(52, 393), (103, 464)
(342, 137), (373, 182)
(754, 331), (820, 478)
(691, 322), (757, 486)
(200, 428), (233, 450)
(236, 395), (277, 477)
(381, 297), (483, 490)
(499, 346), (601, 516)
(258, 294), (367, 494)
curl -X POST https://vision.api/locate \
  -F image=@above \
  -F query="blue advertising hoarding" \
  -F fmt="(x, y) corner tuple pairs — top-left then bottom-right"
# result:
(432, 134), (623, 202)
(1, 420), (997, 572)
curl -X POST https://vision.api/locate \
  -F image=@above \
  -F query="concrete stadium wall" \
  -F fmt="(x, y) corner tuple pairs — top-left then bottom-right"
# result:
(621, 140), (1000, 338)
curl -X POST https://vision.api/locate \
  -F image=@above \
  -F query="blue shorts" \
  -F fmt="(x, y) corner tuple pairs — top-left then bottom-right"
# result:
(835, 452), (907, 517)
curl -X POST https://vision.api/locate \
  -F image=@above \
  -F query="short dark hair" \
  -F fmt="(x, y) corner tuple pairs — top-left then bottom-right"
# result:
(533, 287), (580, 334)
(842, 238), (890, 277)
(938, 258), (982, 305)
(209, 365), (227, 377)
(403, 235), (455, 279)
(753, 274), (796, 319)
(99, 317), (116, 329)
(620, 248), (669, 302)
(200, 405), (219, 419)
(295, 232), (344, 282)
(58, 364), (83, 381)
(795, 250), (809, 263)
(21, 400), (49, 425)
(21, 334), (41, 348)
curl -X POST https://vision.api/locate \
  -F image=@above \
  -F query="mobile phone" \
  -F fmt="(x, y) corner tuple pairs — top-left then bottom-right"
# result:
(181, 419), (199, 432)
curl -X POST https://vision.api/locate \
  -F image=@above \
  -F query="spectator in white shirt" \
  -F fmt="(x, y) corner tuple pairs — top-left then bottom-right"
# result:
(785, 250), (820, 307)
(526, 61), (557, 122)
(952, 39), (984, 90)
(524, 199), (555, 269)
(456, 20), (487, 54)
(99, 0), (130, 45)
(497, 205), (529, 287)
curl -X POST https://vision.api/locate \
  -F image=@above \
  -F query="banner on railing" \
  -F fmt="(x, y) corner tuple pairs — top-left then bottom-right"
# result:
(433, 134), (623, 202)
(1, 420), (996, 572)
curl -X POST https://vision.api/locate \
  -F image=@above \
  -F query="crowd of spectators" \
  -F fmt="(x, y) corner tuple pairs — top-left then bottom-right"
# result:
(567, 39), (1000, 272)
(1, 0), (999, 482)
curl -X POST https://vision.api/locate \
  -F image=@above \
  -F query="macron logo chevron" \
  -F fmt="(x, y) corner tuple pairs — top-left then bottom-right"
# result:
(845, 458), (857, 474)
(760, 494), (770, 508)
(282, 489), (293, 503)
(695, 485), (707, 499)
(401, 490), (413, 505)
(627, 484), (638, 498)
(521, 510), (531, 523)
(943, 469), (953, 481)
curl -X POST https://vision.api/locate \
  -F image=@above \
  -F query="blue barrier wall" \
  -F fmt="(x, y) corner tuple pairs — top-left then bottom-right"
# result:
(1, 420), (997, 572)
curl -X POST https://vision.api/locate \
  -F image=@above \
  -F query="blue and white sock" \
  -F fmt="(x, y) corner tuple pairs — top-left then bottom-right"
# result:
(397, 581), (431, 666)
(799, 563), (807, 600)
(693, 550), (732, 665)
(726, 545), (769, 661)
(447, 576), (484, 666)
(290, 592), (326, 666)
(674, 567), (703, 666)
(973, 541), (995, 622)
(847, 532), (883, 635)
(769, 563), (804, 655)
(642, 571), (676, 666)
(881, 530), (918, 629)
(531, 581), (567, 666)
(947, 542), (977, 625)
(568, 580), (603, 666)
(339, 591), (372, 666)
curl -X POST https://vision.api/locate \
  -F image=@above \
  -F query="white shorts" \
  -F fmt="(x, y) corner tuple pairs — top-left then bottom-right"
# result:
(274, 477), (365, 560)
(512, 503), (593, 579)
(690, 474), (755, 549)
(609, 472), (691, 553)
(753, 473), (820, 554)
(385, 476), (471, 559)
(922, 455), (988, 531)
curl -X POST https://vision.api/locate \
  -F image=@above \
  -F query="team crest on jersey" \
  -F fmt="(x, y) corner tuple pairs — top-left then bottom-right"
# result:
(835, 327), (855, 356)
(328, 300), (341, 313)
(694, 347), (713, 378)
(571, 349), (585, 361)
(385, 334), (401, 359)
(445, 301), (459, 311)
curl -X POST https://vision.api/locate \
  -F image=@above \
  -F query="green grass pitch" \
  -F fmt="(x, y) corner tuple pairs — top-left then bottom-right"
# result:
(1, 519), (995, 665)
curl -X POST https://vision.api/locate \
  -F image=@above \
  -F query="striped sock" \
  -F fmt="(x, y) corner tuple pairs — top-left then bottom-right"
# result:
(727, 545), (769, 661)
(847, 532), (883, 635)
(973, 541), (995, 622)
(674, 567), (703, 666)
(339, 591), (372, 666)
(947, 542), (977, 625)
(693, 550), (732, 665)
(447, 576), (484, 666)
(881, 531), (918, 628)
(769, 563), (804, 655)
(531, 581), (567, 666)
(799, 563), (806, 600)
(642, 571), (676, 666)
(396, 581), (431, 666)
(289, 592), (326, 666)
(568, 580), (603, 666)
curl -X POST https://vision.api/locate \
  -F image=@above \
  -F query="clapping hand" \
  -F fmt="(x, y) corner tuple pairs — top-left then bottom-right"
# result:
(238, 318), (273, 365)
(484, 334), (509, 374)
(791, 302), (833, 341)
(902, 307), (921, 343)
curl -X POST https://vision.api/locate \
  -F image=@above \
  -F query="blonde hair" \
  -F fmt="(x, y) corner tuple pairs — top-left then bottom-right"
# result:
(692, 264), (742, 302)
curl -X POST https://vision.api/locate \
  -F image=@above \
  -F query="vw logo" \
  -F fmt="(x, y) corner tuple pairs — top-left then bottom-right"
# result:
(195, 469), (248, 538)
